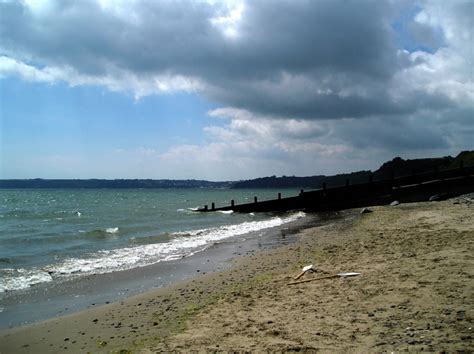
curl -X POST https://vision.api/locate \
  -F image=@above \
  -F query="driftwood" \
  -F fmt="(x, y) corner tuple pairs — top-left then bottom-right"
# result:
(287, 272), (361, 285)
(288, 274), (339, 285)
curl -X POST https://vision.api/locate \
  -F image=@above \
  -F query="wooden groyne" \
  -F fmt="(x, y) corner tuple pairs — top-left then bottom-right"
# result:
(198, 164), (474, 213)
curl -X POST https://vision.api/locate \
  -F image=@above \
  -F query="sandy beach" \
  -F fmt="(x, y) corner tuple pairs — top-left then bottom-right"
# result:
(1, 197), (473, 353)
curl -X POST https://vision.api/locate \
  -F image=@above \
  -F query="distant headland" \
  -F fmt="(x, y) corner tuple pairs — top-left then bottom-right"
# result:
(1, 150), (472, 189)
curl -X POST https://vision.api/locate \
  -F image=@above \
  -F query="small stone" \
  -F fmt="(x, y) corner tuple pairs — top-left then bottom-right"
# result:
(390, 200), (400, 206)
(64, 338), (69, 341)
(360, 208), (373, 214)
(368, 312), (375, 317)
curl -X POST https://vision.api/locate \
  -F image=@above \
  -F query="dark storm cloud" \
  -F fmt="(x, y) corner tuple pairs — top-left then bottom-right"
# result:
(0, 0), (472, 159)
(1, 0), (437, 120)
(334, 115), (451, 151)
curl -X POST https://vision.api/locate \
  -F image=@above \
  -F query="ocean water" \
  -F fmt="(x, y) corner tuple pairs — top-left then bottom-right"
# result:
(0, 188), (304, 294)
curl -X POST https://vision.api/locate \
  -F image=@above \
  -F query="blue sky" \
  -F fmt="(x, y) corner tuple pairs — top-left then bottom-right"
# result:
(1, 78), (221, 178)
(0, 0), (472, 180)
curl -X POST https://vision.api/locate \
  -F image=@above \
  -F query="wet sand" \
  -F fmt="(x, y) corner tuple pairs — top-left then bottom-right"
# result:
(1, 198), (473, 353)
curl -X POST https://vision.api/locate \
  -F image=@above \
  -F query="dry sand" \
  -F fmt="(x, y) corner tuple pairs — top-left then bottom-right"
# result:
(1, 198), (473, 353)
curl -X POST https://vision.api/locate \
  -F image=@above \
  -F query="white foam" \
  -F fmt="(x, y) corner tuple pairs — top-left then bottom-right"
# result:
(177, 207), (200, 213)
(217, 210), (234, 214)
(0, 268), (53, 292)
(51, 211), (305, 276)
(106, 227), (119, 234)
(0, 212), (306, 292)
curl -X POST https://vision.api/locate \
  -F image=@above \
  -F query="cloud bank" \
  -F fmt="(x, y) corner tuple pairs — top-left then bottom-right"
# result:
(1, 0), (472, 178)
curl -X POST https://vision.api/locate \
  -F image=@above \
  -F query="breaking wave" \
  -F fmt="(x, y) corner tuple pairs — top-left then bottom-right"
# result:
(0, 211), (305, 292)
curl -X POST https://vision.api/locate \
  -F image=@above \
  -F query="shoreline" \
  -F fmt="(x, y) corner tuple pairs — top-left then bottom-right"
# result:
(0, 211), (327, 329)
(1, 199), (473, 352)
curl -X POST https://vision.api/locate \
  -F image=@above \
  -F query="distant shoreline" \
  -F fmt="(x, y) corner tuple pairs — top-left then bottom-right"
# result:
(0, 179), (233, 189)
(1, 150), (472, 190)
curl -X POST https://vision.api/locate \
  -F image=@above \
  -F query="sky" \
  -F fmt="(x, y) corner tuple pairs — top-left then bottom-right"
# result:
(0, 0), (473, 180)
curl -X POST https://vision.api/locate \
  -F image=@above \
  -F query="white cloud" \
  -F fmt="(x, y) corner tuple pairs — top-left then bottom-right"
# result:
(0, 56), (204, 98)
(153, 108), (353, 179)
(210, 1), (244, 38)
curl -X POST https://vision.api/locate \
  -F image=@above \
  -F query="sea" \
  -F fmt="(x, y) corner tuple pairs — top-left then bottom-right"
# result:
(0, 188), (317, 328)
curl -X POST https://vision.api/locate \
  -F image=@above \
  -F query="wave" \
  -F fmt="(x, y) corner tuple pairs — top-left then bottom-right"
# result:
(0, 211), (306, 292)
(0, 268), (53, 293)
(177, 207), (200, 214)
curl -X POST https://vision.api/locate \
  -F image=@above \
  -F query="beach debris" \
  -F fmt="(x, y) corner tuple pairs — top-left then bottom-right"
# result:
(390, 201), (400, 206)
(338, 272), (361, 278)
(288, 272), (361, 285)
(429, 194), (440, 201)
(360, 207), (373, 214)
(96, 340), (108, 347)
(294, 264), (316, 280)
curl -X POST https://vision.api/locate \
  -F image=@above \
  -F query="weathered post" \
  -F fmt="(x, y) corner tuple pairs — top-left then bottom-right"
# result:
(322, 182), (326, 190)
(204, 205), (208, 211)
(460, 160), (468, 178)
(231, 199), (235, 207)
(278, 192), (281, 200)
(300, 189), (304, 196)
(211, 202), (215, 211)
(368, 173), (373, 194)
(254, 196), (257, 203)
(434, 166), (439, 180)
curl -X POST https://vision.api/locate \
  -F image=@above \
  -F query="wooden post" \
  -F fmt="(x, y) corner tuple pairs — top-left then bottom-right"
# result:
(278, 193), (281, 200)
(300, 189), (304, 196)
(231, 199), (234, 207)
(204, 205), (208, 211)
(211, 202), (215, 211)
(460, 160), (467, 178)
(322, 182), (326, 190)
(345, 179), (350, 187)
(434, 166), (438, 179)
(254, 196), (257, 203)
